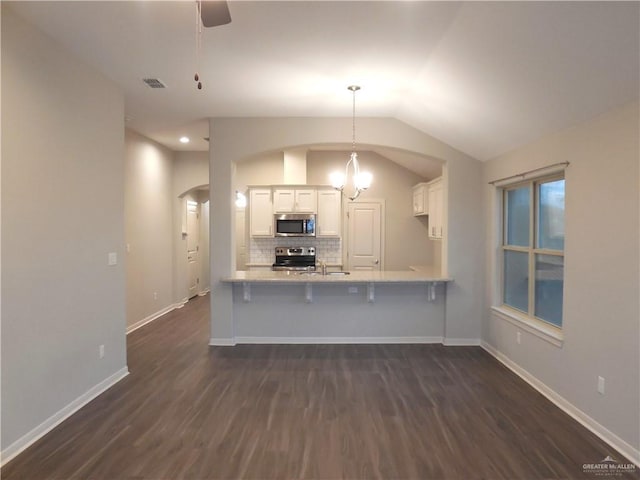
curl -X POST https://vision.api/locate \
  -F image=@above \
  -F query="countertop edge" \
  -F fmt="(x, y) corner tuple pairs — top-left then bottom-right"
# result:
(222, 271), (452, 284)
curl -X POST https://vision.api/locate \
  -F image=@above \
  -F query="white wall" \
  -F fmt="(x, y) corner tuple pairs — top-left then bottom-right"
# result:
(209, 117), (484, 345)
(1, 6), (127, 454)
(174, 151), (209, 195)
(124, 130), (174, 329)
(483, 102), (639, 459)
(234, 151), (284, 191)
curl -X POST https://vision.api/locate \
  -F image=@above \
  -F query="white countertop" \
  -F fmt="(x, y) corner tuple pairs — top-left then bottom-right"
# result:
(223, 267), (450, 284)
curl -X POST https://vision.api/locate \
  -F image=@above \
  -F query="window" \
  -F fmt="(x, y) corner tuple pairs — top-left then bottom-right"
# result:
(502, 176), (565, 328)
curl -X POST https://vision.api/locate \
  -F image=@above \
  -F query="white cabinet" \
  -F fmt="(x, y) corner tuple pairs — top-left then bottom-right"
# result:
(427, 177), (444, 240)
(316, 189), (342, 237)
(249, 188), (273, 237)
(412, 183), (429, 216)
(273, 188), (316, 213)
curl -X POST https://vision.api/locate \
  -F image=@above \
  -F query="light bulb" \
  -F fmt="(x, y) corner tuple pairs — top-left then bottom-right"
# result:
(235, 191), (247, 208)
(354, 171), (372, 190)
(330, 171), (345, 190)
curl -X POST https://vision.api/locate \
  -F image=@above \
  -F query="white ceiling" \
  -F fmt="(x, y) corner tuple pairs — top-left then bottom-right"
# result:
(8, 1), (639, 169)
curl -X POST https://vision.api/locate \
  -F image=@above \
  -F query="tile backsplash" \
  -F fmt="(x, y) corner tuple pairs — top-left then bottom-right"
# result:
(249, 237), (342, 265)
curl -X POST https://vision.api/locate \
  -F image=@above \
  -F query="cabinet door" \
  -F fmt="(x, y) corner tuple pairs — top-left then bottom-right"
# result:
(412, 187), (424, 215)
(295, 189), (317, 213)
(317, 190), (342, 237)
(273, 189), (295, 213)
(250, 189), (273, 237)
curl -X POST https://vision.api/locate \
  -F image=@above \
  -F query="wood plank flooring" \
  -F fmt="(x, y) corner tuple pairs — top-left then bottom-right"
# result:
(3, 294), (638, 479)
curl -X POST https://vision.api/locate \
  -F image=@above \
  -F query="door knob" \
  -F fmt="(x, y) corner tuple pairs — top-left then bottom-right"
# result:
(374, 259), (379, 265)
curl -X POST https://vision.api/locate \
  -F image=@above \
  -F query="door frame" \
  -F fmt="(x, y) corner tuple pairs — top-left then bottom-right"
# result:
(343, 198), (386, 271)
(186, 199), (200, 299)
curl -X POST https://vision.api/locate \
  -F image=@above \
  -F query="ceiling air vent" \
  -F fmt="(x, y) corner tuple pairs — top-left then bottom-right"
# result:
(142, 78), (167, 89)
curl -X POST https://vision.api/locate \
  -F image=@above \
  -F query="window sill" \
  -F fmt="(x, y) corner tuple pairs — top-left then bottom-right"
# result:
(491, 306), (564, 348)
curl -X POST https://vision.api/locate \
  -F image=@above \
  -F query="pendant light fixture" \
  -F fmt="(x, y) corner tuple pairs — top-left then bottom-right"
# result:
(330, 85), (372, 200)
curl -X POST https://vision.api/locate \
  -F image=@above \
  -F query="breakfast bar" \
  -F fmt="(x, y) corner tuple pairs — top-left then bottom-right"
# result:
(220, 269), (452, 344)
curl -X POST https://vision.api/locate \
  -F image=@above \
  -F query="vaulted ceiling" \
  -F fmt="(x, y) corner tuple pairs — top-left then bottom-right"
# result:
(7, 1), (639, 164)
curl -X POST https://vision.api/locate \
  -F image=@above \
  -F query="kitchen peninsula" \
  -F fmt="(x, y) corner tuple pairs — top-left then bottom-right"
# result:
(220, 268), (451, 344)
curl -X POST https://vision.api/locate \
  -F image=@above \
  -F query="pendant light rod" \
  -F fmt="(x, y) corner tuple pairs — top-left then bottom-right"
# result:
(348, 85), (360, 153)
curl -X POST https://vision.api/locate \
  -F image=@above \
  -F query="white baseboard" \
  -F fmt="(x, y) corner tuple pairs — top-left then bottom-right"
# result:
(209, 337), (237, 346)
(481, 341), (640, 467)
(198, 288), (210, 296)
(443, 338), (481, 346)
(1, 367), (129, 467)
(223, 336), (444, 345)
(126, 303), (179, 334)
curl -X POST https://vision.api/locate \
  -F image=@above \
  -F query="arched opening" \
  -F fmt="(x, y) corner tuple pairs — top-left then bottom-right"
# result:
(231, 143), (445, 273)
(176, 185), (211, 304)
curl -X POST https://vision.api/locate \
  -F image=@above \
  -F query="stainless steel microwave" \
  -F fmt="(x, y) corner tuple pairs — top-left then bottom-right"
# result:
(274, 214), (316, 237)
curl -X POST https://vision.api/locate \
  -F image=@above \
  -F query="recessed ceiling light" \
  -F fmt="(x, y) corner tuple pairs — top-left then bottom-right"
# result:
(179, 136), (190, 144)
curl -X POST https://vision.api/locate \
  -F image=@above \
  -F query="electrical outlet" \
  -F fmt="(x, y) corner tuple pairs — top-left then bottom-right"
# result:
(99, 345), (105, 359)
(516, 331), (522, 345)
(153, 292), (158, 300)
(348, 287), (358, 294)
(597, 376), (605, 395)
(108, 252), (117, 266)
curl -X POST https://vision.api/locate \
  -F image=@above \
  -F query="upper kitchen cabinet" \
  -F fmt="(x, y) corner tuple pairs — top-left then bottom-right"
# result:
(316, 189), (342, 237)
(427, 177), (444, 240)
(412, 183), (429, 216)
(249, 188), (273, 237)
(273, 188), (317, 213)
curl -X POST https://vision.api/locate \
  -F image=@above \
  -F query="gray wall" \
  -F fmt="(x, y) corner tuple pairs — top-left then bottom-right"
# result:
(124, 130), (174, 328)
(482, 102), (639, 455)
(1, 6), (127, 451)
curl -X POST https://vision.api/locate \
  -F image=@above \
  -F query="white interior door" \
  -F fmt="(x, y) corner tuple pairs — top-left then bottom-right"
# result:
(347, 202), (382, 271)
(186, 201), (200, 299)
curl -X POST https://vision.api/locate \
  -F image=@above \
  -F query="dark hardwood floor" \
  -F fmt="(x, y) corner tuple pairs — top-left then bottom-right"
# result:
(3, 294), (638, 479)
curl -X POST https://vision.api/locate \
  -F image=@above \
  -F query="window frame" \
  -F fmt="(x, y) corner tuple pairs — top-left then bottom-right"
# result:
(495, 173), (565, 346)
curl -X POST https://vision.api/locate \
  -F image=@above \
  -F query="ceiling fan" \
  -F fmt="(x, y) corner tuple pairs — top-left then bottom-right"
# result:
(198, 0), (231, 28)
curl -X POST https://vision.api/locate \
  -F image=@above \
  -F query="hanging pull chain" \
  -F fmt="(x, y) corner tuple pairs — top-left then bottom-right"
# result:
(194, 0), (203, 90)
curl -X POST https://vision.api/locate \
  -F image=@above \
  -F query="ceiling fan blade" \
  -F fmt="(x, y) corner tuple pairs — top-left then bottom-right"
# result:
(200, 0), (231, 28)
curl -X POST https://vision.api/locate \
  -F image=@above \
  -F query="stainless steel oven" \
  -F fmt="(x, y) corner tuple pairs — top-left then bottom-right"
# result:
(272, 247), (316, 271)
